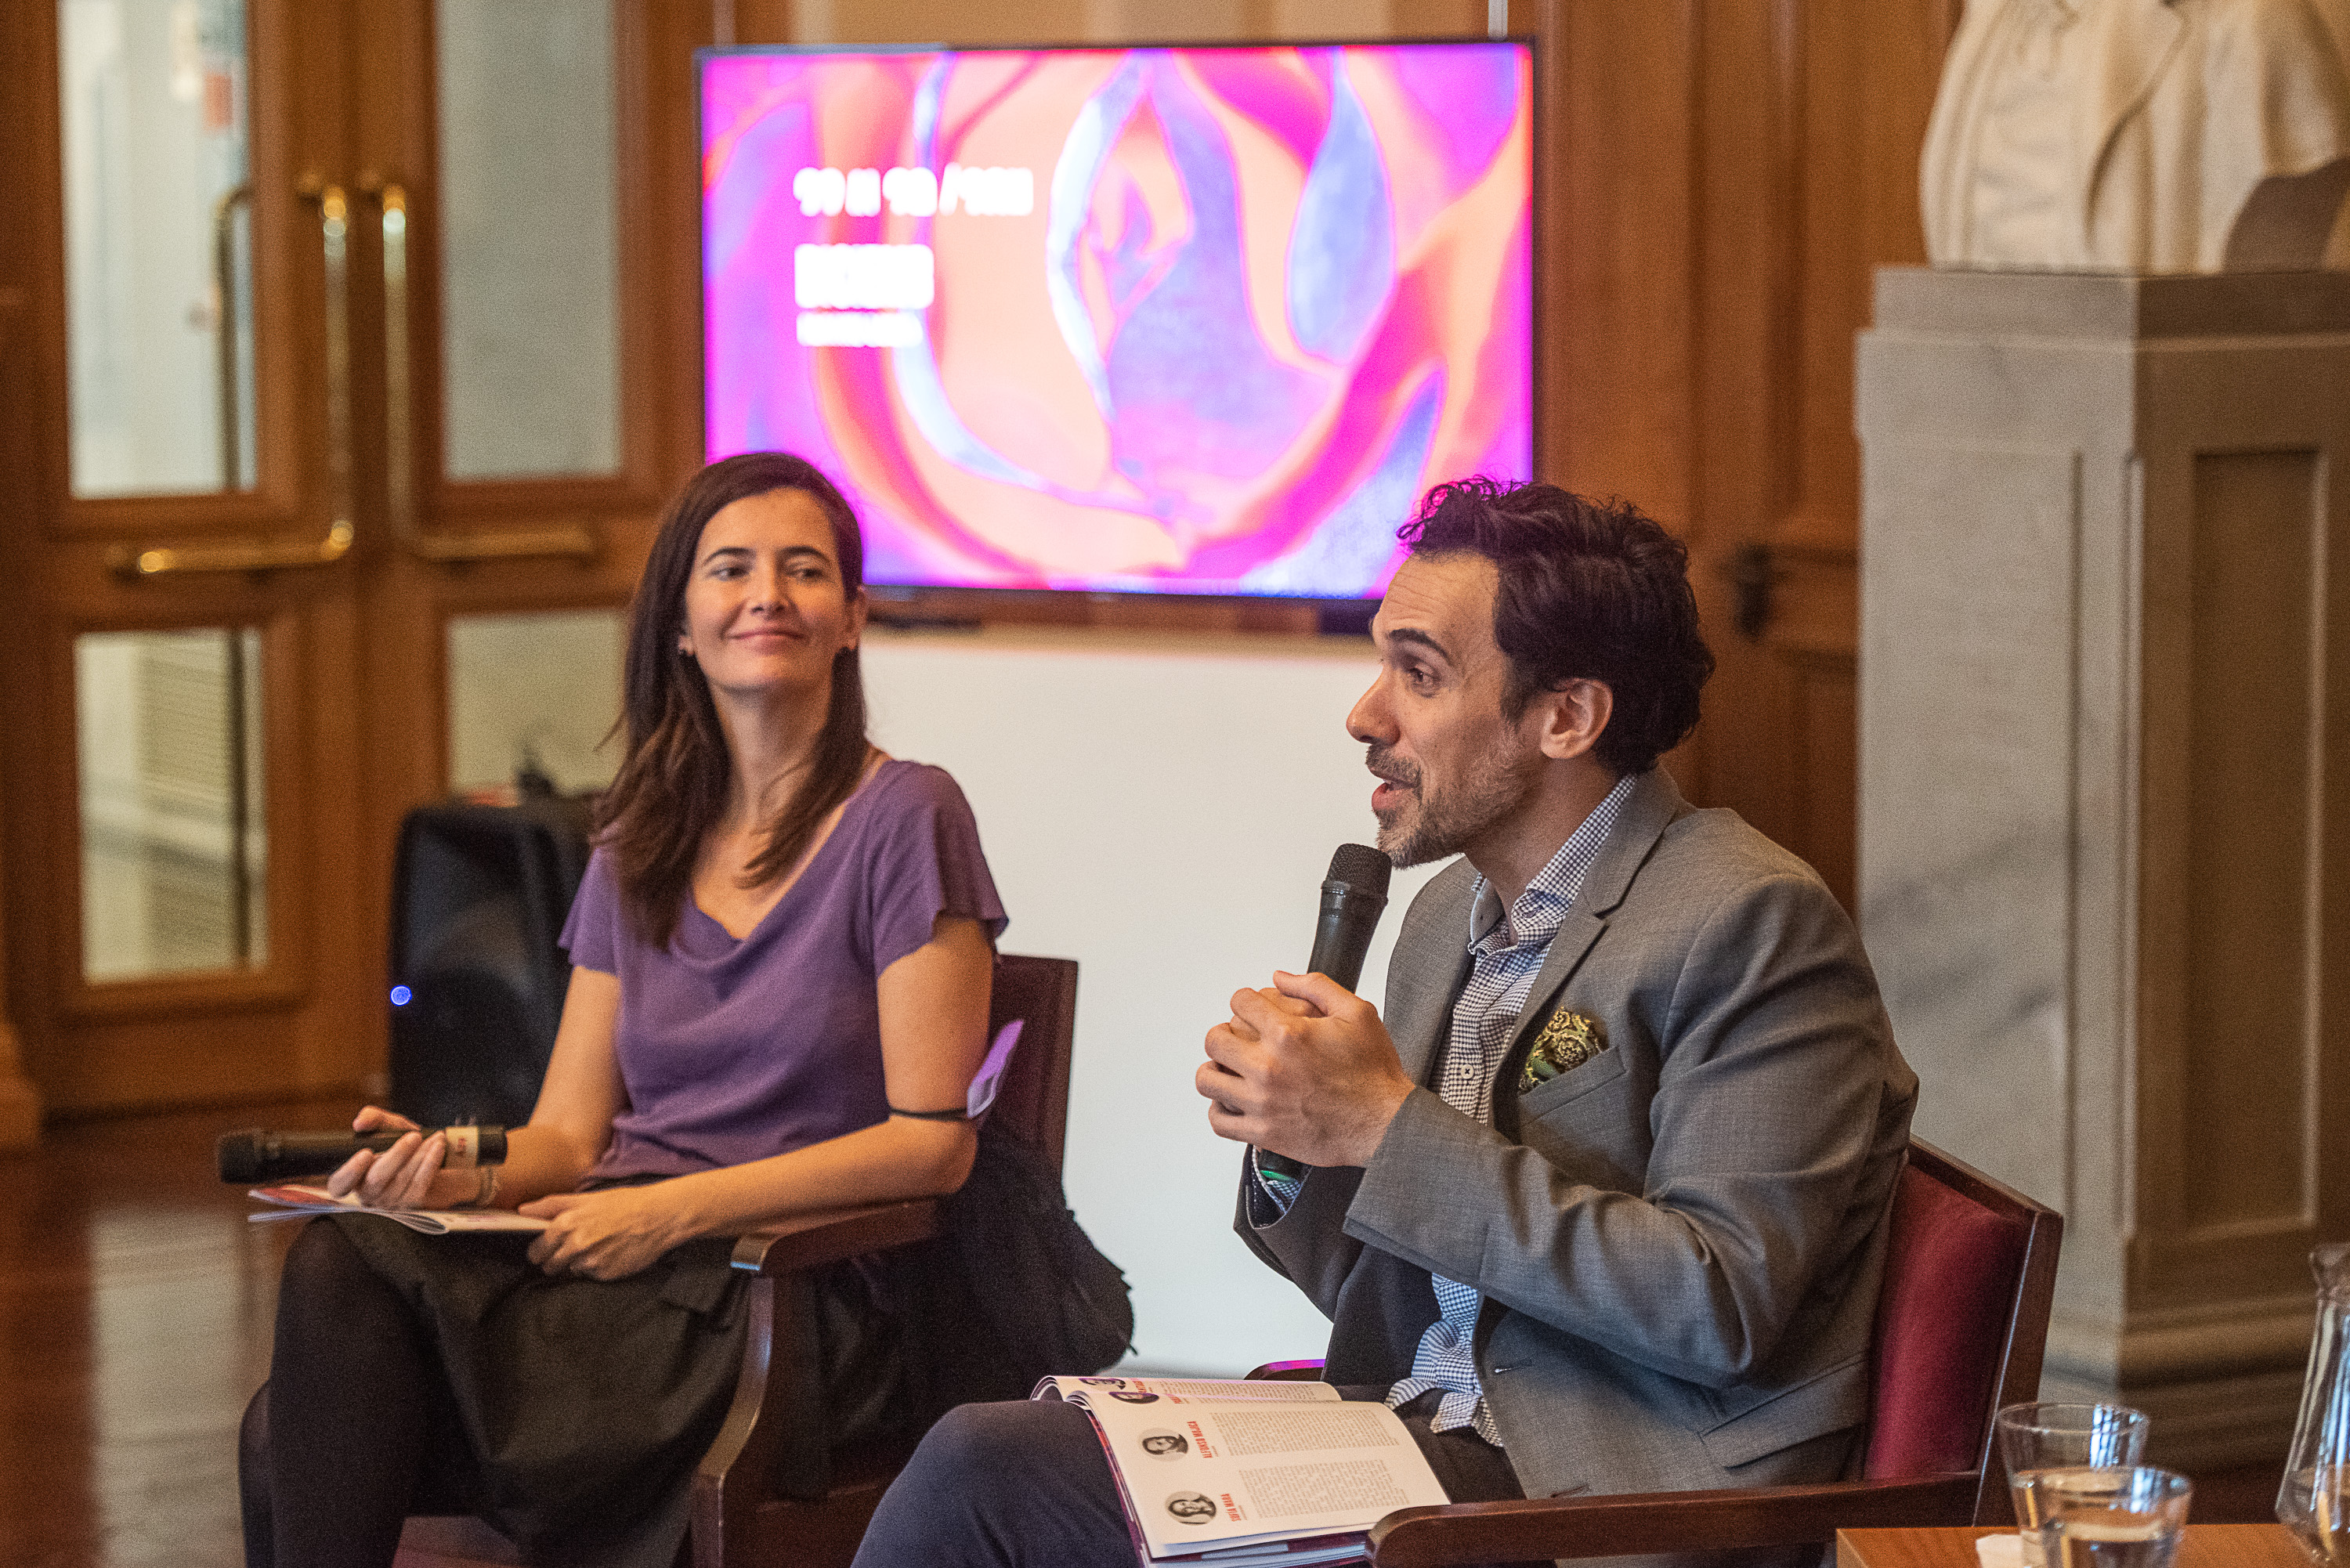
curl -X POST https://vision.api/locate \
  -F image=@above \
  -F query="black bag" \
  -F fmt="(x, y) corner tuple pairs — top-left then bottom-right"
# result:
(899, 1126), (1133, 1418)
(387, 797), (594, 1128)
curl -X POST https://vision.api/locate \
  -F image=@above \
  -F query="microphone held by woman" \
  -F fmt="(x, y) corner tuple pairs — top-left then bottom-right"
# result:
(217, 1125), (507, 1183)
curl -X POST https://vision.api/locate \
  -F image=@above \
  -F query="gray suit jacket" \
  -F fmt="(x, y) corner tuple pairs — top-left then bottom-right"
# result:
(1236, 768), (1917, 1504)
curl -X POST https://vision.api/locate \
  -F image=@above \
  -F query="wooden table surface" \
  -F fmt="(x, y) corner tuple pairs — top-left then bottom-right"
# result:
(1838, 1524), (2309, 1568)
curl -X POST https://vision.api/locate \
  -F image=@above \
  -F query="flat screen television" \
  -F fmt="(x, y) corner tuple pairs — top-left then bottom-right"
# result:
(699, 39), (1533, 609)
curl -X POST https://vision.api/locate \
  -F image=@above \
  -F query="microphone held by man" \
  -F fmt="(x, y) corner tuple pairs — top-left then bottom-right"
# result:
(1199, 842), (1416, 1171)
(1237, 844), (1395, 1184)
(1306, 842), (1391, 992)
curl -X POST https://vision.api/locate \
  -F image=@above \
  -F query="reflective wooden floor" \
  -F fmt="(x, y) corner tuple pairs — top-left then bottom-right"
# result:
(0, 1097), (362, 1568)
(0, 1100), (2294, 1566)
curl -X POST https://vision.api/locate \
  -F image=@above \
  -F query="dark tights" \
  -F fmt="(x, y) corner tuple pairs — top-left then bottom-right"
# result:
(239, 1219), (472, 1568)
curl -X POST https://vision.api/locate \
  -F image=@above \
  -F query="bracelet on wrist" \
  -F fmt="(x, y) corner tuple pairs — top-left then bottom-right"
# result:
(453, 1164), (497, 1210)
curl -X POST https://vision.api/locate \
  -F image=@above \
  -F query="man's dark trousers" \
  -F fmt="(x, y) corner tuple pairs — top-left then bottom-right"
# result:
(849, 1388), (1521, 1568)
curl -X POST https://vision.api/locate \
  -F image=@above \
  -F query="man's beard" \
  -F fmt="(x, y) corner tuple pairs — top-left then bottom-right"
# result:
(1368, 736), (1542, 868)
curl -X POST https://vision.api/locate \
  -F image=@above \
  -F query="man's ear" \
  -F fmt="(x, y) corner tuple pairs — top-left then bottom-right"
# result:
(1533, 678), (1613, 762)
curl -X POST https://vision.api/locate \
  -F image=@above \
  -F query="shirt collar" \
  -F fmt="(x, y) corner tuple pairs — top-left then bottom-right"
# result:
(1466, 772), (1640, 952)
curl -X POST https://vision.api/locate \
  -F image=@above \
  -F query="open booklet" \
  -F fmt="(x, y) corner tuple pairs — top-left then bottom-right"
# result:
(244, 1183), (551, 1235)
(1033, 1376), (1450, 1566)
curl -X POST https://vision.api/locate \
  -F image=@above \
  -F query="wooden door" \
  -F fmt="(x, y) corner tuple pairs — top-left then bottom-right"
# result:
(0, 0), (707, 1120)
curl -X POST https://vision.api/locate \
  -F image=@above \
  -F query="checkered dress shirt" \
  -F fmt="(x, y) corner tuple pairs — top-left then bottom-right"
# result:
(1378, 773), (1636, 1443)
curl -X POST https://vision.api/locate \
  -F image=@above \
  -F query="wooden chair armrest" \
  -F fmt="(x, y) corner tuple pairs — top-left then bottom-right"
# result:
(727, 1198), (944, 1275)
(1247, 1360), (1329, 1382)
(1368, 1474), (1983, 1566)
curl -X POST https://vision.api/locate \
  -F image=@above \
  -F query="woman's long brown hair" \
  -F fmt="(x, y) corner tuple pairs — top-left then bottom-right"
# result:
(596, 453), (870, 948)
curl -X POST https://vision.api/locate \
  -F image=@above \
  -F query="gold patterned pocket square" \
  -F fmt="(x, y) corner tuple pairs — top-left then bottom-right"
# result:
(1518, 1008), (1608, 1092)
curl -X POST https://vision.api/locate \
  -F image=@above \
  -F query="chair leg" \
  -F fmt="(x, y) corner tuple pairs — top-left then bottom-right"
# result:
(772, 1270), (831, 1503)
(692, 1269), (831, 1566)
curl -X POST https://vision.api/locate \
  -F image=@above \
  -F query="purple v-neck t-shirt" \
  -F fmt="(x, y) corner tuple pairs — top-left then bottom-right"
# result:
(559, 760), (1007, 1183)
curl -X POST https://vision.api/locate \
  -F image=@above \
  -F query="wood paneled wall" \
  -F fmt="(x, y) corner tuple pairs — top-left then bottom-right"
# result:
(0, 286), (36, 1147)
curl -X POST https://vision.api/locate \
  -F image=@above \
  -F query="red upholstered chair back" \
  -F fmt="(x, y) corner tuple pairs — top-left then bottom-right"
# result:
(1860, 1140), (2063, 1517)
(1246, 1136), (2066, 1564)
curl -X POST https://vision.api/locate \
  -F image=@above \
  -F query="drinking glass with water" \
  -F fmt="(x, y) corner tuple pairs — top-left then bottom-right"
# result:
(1997, 1402), (2153, 1567)
(2021, 1466), (2192, 1568)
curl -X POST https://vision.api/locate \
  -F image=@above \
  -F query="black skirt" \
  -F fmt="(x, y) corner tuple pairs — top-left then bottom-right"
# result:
(333, 1216), (902, 1568)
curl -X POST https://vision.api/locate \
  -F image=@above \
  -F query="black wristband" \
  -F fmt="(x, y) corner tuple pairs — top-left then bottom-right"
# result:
(888, 1104), (972, 1122)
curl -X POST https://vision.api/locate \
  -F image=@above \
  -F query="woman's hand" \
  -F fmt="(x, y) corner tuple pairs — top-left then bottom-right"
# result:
(322, 1107), (481, 1212)
(520, 1185), (696, 1281)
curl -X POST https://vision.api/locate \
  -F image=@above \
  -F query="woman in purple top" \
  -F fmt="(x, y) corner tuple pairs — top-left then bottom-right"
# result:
(240, 454), (1006, 1568)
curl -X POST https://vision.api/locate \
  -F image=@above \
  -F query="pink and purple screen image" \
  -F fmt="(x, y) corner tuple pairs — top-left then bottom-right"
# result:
(702, 42), (1532, 599)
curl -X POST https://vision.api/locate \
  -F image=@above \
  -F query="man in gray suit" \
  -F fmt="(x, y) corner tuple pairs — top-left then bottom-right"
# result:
(851, 480), (1916, 1567)
(1206, 479), (1917, 1510)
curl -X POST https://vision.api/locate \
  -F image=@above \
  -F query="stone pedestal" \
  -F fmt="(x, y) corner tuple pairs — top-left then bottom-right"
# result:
(1857, 267), (2350, 1470)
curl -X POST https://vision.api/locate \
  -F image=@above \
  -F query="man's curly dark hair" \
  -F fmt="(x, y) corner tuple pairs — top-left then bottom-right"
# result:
(1398, 479), (1715, 776)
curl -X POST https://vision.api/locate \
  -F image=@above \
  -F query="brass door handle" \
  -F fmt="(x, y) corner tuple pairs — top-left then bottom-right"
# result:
(212, 182), (252, 490)
(110, 179), (357, 579)
(1718, 540), (1788, 641)
(368, 179), (597, 565)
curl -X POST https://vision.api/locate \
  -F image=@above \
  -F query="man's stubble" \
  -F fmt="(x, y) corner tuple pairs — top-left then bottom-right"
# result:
(1368, 730), (1542, 869)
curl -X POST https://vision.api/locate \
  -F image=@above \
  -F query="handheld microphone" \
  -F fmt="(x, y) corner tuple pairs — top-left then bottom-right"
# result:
(1307, 844), (1392, 992)
(1248, 845), (1394, 1177)
(217, 1125), (508, 1184)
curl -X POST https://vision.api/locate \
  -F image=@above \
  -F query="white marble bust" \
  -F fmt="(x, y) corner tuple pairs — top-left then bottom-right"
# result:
(1922, 0), (2350, 271)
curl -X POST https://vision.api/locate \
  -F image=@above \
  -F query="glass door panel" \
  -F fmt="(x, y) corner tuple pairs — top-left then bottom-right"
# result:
(59, 0), (255, 496)
(446, 609), (623, 797)
(75, 627), (267, 981)
(436, 0), (620, 480)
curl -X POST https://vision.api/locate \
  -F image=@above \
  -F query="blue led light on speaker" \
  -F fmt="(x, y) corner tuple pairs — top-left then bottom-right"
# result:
(390, 985), (412, 1006)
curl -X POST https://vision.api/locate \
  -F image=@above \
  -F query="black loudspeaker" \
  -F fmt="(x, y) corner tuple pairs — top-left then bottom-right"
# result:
(387, 797), (594, 1129)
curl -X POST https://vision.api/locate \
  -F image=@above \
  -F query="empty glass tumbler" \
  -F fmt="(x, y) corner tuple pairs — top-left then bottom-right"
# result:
(2280, 1242), (2350, 1564)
